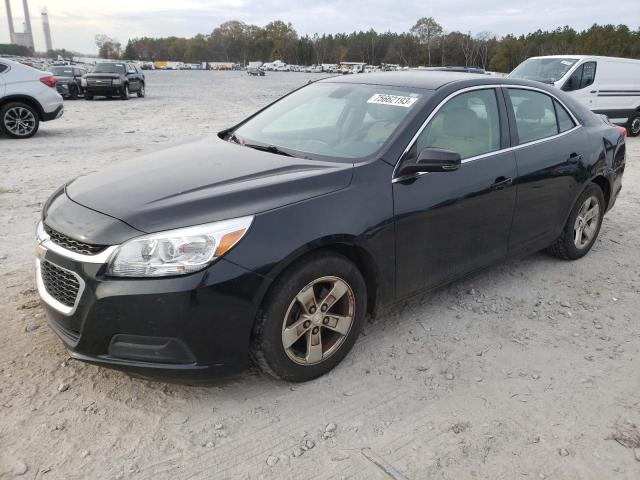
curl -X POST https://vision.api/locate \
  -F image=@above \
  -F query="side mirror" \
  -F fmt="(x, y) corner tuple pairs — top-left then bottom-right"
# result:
(397, 148), (462, 176)
(562, 78), (575, 92)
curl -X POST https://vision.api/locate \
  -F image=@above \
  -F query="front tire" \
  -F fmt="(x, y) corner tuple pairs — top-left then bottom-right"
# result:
(546, 183), (605, 260)
(0, 102), (40, 139)
(84, 93), (93, 100)
(628, 114), (640, 137)
(120, 84), (129, 100)
(69, 86), (79, 100)
(252, 252), (367, 382)
(137, 83), (145, 98)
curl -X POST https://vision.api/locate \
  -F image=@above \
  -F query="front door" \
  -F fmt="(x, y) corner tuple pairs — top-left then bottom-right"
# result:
(393, 87), (517, 299)
(561, 61), (598, 109)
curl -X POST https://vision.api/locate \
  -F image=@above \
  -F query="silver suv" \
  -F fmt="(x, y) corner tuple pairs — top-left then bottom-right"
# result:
(0, 58), (64, 138)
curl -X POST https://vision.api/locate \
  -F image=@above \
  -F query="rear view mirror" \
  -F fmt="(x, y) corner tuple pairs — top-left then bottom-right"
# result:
(397, 148), (461, 176)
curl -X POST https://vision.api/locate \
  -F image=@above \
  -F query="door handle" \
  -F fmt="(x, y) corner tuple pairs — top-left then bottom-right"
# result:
(491, 176), (513, 190)
(590, 90), (597, 94)
(568, 153), (583, 164)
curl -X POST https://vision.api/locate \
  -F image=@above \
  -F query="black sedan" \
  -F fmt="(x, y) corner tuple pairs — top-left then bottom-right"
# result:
(36, 72), (626, 382)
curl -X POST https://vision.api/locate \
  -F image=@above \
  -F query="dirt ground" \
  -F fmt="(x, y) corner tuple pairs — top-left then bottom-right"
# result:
(1, 71), (639, 480)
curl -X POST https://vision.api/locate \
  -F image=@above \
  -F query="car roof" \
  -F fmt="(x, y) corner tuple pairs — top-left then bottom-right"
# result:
(526, 54), (640, 63)
(318, 70), (548, 91)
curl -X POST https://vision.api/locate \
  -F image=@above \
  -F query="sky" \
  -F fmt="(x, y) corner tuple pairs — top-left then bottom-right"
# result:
(1, 0), (639, 54)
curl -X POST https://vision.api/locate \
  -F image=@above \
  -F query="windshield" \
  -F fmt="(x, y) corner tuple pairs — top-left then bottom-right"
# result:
(49, 66), (73, 76)
(232, 83), (425, 160)
(93, 63), (125, 74)
(509, 57), (578, 83)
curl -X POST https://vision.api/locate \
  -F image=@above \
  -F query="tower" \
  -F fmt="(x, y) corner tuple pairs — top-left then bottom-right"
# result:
(41, 9), (52, 52)
(4, 0), (35, 49)
(4, 0), (15, 40)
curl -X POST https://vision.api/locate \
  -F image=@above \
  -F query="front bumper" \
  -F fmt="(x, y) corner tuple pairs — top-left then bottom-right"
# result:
(84, 85), (123, 96)
(36, 232), (269, 380)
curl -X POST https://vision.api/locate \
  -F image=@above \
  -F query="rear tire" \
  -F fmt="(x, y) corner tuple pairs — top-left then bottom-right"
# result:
(0, 102), (40, 139)
(627, 114), (640, 137)
(252, 252), (367, 382)
(546, 183), (605, 260)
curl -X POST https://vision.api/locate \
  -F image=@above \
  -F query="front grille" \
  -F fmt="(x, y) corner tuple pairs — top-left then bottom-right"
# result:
(40, 261), (80, 308)
(88, 79), (112, 87)
(44, 225), (106, 255)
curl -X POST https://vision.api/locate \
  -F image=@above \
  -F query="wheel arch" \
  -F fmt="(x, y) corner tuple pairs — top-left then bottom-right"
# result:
(258, 236), (382, 320)
(590, 174), (611, 209)
(0, 95), (45, 119)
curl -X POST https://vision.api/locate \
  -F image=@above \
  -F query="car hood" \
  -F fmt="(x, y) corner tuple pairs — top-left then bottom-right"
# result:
(66, 136), (353, 233)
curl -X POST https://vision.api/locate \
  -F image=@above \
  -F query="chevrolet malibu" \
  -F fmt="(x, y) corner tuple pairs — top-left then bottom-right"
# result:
(36, 72), (626, 382)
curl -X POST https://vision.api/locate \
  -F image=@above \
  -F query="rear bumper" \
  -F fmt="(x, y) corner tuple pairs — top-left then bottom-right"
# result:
(41, 105), (64, 122)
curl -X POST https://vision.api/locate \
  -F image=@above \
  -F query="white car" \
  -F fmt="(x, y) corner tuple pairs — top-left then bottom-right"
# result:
(0, 58), (63, 139)
(509, 55), (640, 137)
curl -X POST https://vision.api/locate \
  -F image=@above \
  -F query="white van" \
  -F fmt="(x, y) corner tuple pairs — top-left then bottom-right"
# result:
(509, 55), (640, 136)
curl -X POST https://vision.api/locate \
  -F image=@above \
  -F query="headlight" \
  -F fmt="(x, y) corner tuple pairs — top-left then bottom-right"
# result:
(106, 216), (254, 277)
(81, 78), (87, 87)
(112, 79), (121, 85)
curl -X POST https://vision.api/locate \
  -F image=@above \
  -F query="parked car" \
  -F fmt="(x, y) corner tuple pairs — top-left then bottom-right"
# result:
(82, 62), (145, 100)
(0, 58), (63, 138)
(509, 55), (640, 136)
(247, 67), (265, 76)
(36, 72), (625, 382)
(48, 65), (87, 99)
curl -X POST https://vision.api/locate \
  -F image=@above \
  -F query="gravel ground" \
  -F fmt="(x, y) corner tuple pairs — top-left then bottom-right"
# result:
(1, 71), (639, 479)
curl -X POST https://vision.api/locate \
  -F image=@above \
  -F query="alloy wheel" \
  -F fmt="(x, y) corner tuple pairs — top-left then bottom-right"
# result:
(4, 106), (36, 137)
(573, 196), (600, 249)
(281, 276), (355, 365)
(631, 117), (640, 136)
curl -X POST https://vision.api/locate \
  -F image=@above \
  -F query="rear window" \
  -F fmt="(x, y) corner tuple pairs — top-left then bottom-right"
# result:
(49, 66), (73, 76)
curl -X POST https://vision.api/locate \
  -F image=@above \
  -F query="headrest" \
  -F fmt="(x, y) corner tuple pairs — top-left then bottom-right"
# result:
(441, 107), (482, 137)
(516, 99), (545, 121)
(367, 103), (406, 122)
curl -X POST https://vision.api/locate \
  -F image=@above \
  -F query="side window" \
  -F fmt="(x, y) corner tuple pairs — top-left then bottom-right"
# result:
(580, 62), (596, 88)
(0, 63), (7, 73)
(554, 100), (575, 133)
(563, 62), (597, 91)
(126, 64), (136, 74)
(508, 89), (558, 144)
(411, 89), (501, 160)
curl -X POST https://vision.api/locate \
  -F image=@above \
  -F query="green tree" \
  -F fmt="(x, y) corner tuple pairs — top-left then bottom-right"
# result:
(410, 17), (443, 66)
(95, 34), (121, 59)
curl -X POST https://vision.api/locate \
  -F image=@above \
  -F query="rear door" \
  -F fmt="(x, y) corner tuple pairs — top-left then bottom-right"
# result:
(505, 87), (588, 254)
(393, 87), (517, 298)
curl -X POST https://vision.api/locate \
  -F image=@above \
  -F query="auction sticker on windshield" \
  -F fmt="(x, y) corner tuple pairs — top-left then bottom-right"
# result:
(367, 93), (418, 108)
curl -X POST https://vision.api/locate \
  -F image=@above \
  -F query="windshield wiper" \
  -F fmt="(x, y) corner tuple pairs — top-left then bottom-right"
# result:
(243, 143), (295, 157)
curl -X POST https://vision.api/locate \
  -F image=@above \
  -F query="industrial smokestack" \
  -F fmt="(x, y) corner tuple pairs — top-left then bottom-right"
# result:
(5, 0), (15, 38)
(41, 9), (52, 52)
(21, 0), (34, 48)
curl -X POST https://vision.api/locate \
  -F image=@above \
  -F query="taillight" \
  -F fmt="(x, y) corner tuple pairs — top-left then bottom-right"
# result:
(617, 126), (627, 139)
(40, 76), (56, 88)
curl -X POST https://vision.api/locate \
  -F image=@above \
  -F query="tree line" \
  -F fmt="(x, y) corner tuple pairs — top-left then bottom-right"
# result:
(92, 19), (640, 72)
